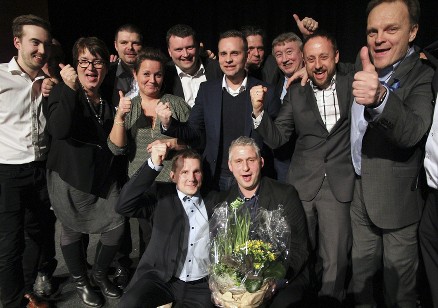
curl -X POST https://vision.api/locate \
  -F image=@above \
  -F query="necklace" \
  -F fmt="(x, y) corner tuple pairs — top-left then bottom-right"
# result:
(83, 89), (104, 125)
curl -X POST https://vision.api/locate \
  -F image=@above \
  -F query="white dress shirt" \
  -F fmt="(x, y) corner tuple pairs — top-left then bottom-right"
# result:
(311, 76), (340, 132)
(0, 57), (49, 164)
(424, 93), (438, 189)
(222, 75), (248, 96)
(176, 64), (207, 107)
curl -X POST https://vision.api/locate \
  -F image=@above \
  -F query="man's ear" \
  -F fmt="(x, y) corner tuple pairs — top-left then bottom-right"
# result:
(170, 171), (176, 183)
(228, 160), (233, 173)
(260, 157), (264, 168)
(13, 37), (21, 50)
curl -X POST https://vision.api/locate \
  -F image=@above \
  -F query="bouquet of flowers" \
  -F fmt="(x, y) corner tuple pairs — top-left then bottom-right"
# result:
(208, 197), (291, 307)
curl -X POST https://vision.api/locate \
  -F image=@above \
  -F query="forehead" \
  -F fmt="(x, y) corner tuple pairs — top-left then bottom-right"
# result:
(21, 25), (51, 41)
(175, 157), (201, 171)
(247, 35), (264, 46)
(168, 35), (195, 47)
(116, 30), (141, 41)
(230, 145), (258, 159)
(218, 37), (245, 52)
(367, 1), (409, 27)
(138, 59), (162, 71)
(78, 48), (100, 59)
(274, 40), (301, 52)
(304, 37), (333, 55)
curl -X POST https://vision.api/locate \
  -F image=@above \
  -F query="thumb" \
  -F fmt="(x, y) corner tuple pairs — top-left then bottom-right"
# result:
(293, 14), (300, 25)
(119, 90), (124, 99)
(360, 46), (375, 73)
(58, 63), (65, 69)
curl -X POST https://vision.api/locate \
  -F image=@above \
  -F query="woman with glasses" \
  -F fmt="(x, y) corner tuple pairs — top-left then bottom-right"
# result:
(46, 37), (125, 307)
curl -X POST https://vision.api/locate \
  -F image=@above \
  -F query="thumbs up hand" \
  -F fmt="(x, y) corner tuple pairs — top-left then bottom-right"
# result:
(116, 90), (131, 120)
(353, 47), (386, 106)
(59, 63), (79, 91)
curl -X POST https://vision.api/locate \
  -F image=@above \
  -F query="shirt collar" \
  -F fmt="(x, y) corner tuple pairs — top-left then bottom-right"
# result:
(176, 188), (202, 206)
(176, 62), (205, 78)
(222, 74), (248, 94)
(310, 74), (336, 92)
(8, 57), (46, 80)
(116, 59), (133, 78)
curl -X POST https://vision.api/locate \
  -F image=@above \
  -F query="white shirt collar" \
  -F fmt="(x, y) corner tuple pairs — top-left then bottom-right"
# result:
(176, 63), (205, 78)
(8, 57), (45, 80)
(221, 75), (248, 96)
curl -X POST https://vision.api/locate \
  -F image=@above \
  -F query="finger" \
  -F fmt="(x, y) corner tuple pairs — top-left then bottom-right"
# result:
(293, 13), (301, 25)
(59, 63), (65, 69)
(119, 90), (125, 99)
(360, 46), (375, 73)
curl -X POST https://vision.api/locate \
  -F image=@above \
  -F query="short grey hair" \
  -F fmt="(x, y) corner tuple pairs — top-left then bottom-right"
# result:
(228, 136), (261, 160)
(272, 32), (303, 55)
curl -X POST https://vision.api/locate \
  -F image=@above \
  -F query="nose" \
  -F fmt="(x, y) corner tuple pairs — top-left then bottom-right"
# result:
(182, 48), (189, 57)
(253, 49), (260, 57)
(375, 31), (385, 44)
(281, 53), (288, 63)
(38, 43), (46, 55)
(315, 58), (322, 69)
(242, 160), (249, 171)
(127, 42), (134, 50)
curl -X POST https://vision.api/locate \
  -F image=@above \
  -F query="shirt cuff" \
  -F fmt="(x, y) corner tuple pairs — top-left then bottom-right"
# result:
(252, 110), (264, 129)
(366, 86), (389, 121)
(148, 157), (164, 172)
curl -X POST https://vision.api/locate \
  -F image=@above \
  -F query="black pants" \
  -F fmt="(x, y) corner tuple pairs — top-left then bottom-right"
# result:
(119, 276), (213, 308)
(0, 162), (55, 307)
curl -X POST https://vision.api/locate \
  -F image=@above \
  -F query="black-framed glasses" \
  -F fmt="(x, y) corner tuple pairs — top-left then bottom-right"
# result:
(77, 59), (105, 69)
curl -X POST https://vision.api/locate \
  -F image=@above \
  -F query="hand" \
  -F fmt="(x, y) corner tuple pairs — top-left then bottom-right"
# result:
(41, 77), (58, 97)
(352, 46), (385, 106)
(150, 143), (168, 166)
(110, 54), (119, 63)
(200, 42), (216, 60)
(116, 90), (131, 120)
(59, 63), (79, 91)
(263, 279), (278, 301)
(156, 101), (172, 129)
(286, 66), (308, 88)
(293, 14), (318, 38)
(147, 138), (186, 153)
(250, 85), (267, 117)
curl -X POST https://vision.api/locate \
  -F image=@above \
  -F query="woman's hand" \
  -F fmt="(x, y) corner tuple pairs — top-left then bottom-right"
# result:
(59, 63), (79, 91)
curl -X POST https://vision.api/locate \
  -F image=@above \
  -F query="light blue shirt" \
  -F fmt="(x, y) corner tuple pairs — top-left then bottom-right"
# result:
(350, 47), (414, 175)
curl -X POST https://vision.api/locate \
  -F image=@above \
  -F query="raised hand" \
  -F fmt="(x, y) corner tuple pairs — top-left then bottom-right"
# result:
(156, 101), (172, 129)
(42, 77), (58, 97)
(250, 85), (267, 117)
(59, 63), (79, 91)
(293, 14), (318, 38)
(116, 90), (131, 120)
(286, 66), (308, 88)
(352, 46), (386, 106)
(150, 142), (168, 166)
(110, 54), (119, 63)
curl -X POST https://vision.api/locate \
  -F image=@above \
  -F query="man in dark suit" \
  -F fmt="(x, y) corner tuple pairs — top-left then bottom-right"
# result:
(164, 24), (222, 107)
(420, 42), (438, 308)
(116, 137), (308, 307)
(251, 31), (355, 302)
(157, 30), (281, 191)
(350, 0), (434, 306)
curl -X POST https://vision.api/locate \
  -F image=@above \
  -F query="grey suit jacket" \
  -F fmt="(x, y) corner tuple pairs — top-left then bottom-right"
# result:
(256, 72), (355, 203)
(359, 49), (434, 229)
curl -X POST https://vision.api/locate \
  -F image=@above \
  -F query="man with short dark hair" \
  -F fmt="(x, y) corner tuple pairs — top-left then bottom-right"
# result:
(252, 31), (355, 302)
(0, 14), (54, 308)
(157, 30), (281, 191)
(350, 0), (433, 305)
(164, 24), (222, 107)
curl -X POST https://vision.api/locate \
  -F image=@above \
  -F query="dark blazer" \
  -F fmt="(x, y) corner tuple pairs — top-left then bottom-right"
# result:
(257, 72), (355, 203)
(249, 54), (282, 86)
(46, 83), (126, 196)
(358, 48), (434, 228)
(116, 160), (309, 288)
(163, 76), (281, 180)
(163, 57), (223, 99)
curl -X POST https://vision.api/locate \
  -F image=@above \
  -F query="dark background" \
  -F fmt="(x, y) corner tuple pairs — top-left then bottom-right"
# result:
(2, 0), (438, 64)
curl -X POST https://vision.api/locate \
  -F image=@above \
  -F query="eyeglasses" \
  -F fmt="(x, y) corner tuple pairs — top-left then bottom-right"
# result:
(77, 59), (105, 69)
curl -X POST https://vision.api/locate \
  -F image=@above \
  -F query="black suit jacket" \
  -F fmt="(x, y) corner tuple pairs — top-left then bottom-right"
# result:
(163, 76), (281, 181)
(163, 57), (223, 99)
(116, 160), (309, 289)
(257, 72), (355, 202)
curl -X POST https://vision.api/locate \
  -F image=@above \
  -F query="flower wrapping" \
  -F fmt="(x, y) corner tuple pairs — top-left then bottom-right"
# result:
(208, 198), (291, 307)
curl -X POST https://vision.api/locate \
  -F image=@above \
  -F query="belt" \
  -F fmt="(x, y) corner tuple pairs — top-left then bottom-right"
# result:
(175, 276), (209, 285)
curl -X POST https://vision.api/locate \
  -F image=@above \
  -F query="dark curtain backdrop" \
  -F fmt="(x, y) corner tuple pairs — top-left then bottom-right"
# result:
(3, 0), (437, 65)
